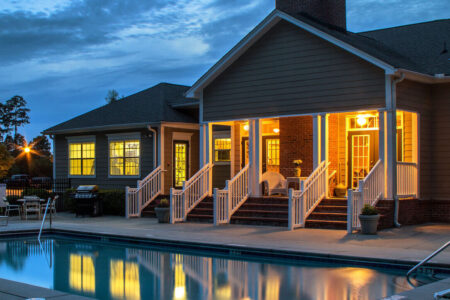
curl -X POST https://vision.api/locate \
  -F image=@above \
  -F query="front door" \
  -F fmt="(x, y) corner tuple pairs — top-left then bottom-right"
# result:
(347, 131), (378, 189)
(173, 141), (189, 188)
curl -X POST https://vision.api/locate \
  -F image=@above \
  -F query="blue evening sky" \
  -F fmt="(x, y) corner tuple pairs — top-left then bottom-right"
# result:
(0, 0), (448, 141)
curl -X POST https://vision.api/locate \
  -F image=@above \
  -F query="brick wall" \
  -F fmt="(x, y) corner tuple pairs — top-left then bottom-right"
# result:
(279, 116), (313, 178)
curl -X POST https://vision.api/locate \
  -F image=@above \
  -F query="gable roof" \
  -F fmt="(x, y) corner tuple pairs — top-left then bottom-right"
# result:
(186, 10), (449, 98)
(44, 83), (198, 135)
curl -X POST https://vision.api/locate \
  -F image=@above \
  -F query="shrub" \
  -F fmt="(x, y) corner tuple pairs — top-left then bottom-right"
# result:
(157, 198), (169, 208)
(361, 204), (378, 215)
(21, 188), (50, 200)
(98, 189), (125, 216)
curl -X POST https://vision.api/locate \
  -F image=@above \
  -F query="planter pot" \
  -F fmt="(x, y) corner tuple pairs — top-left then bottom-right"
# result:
(334, 183), (347, 197)
(359, 214), (380, 234)
(294, 167), (301, 177)
(155, 207), (170, 223)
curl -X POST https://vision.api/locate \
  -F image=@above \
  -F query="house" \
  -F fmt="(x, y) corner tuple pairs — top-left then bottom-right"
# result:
(43, 83), (200, 205)
(166, 0), (450, 230)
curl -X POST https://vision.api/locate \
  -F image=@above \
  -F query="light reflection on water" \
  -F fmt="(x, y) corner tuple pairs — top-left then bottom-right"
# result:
(0, 238), (421, 300)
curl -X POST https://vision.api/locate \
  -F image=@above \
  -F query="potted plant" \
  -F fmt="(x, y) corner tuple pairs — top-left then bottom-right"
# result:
(293, 159), (303, 177)
(359, 204), (380, 234)
(155, 198), (170, 223)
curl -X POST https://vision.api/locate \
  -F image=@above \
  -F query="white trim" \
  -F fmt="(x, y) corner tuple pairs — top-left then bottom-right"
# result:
(187, 10), (395, 98)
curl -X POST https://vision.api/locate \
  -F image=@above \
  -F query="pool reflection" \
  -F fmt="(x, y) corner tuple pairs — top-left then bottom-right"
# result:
(0, 239), (414, 300)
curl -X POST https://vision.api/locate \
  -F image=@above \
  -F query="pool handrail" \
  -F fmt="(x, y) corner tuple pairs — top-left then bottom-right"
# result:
(38, 197), (51, 241)
(406, 240), (450, 277)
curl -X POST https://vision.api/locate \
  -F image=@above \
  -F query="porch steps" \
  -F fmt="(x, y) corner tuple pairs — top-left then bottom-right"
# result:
(186, 197), (214, 222)
(305, 198), (348, 229)
(140, 195), (166, 218)
(230, 197), (288, 226)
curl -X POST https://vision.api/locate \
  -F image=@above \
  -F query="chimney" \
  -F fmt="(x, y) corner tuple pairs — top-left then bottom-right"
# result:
(276, 0), (346, 30)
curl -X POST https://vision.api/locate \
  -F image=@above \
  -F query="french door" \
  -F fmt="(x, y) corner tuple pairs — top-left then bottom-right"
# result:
(347, 131), (378, 189)
(173, 141), (189, 188)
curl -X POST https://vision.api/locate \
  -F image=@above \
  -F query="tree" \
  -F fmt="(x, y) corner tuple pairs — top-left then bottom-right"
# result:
(0, 96), (30, 140)
(31, 135), (51, 156)
(0, 143), (14, 178)
(105, 89), (121, 104)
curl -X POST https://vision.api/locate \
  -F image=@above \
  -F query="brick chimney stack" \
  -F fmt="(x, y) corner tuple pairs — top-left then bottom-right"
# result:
(276, 0), (347, 30)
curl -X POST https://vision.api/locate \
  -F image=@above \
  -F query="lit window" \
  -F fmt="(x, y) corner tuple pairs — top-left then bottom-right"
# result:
(69, 143), (95, 176)
(110, 260), (140, 300)
(174, 142), (188, 188)
(266, 139), (280, 166)
(214, 138), (231, 162)
(109, 140), (140, 176)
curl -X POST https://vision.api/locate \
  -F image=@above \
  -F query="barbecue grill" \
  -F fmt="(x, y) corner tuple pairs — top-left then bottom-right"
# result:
(74, 185), (102, 217)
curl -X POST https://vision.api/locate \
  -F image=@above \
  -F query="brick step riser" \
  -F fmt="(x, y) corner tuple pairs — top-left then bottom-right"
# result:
(305, 222), (347, 230)
(233, 212), (288, 218)
(239, 204), (289, 211)
(245, 198), (289, 205)
(230, 219), (287, 227)
(308, 214), (347, 221)
(314, 206), (348, 213)
(320, 200), (348, 206)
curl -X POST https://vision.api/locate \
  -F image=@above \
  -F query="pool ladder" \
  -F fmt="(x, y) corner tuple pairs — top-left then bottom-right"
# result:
(38, 196), (57, 241)
(407, 240), (450, 277)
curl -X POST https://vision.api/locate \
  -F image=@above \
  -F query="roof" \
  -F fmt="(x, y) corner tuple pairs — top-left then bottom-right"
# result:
(187, 10), (450, 98)
(44, 83), (199, 135)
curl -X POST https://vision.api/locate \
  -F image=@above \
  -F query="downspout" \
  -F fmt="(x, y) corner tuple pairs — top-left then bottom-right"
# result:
(391, 72), (405, 227)
(147, 126), (157, 169)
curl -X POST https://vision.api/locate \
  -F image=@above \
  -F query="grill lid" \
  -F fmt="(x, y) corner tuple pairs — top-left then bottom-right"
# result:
(76, 185), (98, 193)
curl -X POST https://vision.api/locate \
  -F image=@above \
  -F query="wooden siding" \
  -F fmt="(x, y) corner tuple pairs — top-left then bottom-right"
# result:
(203, 20), (386, 121)
(397, 80), (433, 200)
(54, 129), (154, 189)
(430, 83), (450, 201)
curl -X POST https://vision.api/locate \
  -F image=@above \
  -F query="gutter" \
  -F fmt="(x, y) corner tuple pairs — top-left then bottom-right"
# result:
(391, 72), (406, 228)
(147, 125), (158, 169)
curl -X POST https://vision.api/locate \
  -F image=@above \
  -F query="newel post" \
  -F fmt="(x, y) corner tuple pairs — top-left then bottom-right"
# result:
(169, 188), (174, 224)
(288, 188), (294, 230)
(347, 190), (353, 233)
(182, 181), (187, 221)
(300, 181), (306, 227)
(213, 188), (218, 226)
(137, 180), (142, 215)
(125, 186), (129, 219)
(225, 180), (231, 222)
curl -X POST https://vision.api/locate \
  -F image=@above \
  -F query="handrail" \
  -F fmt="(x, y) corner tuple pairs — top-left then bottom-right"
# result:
(170, 163), (213, 223)
(289, 161), (329, 230)
(407, 241), (450, 277)
(214, 164), (250, 225)
(38, 197), (51, 241)
(397, 162), (418, 197)
(359, 159), (384, 206)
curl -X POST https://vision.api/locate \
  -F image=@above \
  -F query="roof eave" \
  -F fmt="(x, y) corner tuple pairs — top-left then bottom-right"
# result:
(42, 122), (160, 136)
(397, 69), (450, 84)
(186, 9), (396, 98)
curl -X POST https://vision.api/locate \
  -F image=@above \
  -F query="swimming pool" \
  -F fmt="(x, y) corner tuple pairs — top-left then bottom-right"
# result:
(0, 234), (446, 300)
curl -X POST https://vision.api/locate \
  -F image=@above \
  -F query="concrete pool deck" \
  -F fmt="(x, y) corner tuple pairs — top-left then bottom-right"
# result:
(1, 213), (449, 266)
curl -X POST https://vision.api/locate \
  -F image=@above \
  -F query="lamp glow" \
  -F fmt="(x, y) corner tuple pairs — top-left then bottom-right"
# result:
(273, 128), (280, 134)
(243, 124), (249, 131)
(356, 115), (367, 126)
(24, 147), (31, 153)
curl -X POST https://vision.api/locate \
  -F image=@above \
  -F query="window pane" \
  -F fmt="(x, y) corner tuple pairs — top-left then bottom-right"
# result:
(69, 144), (82, 159)
(83, 143), (95, 159)
(70, 159), (82, 175)
(110, 142), (123, 158)
(267, 139), (280, 166)
(110, 158), (124, 175)
(125, 140), (140, 158)
(83, 159), (95, 176)
(125, 158), (139, 176)
(214, 138), (231, 162)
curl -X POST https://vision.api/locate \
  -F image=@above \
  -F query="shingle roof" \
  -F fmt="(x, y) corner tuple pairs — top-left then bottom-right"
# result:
(291, 13), (450, 75)
(43, 83), (198, 134)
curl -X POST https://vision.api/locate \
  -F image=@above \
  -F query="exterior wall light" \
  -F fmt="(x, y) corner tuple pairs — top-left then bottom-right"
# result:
(273, 128), (280, 133)
(357, 115), (367, 126)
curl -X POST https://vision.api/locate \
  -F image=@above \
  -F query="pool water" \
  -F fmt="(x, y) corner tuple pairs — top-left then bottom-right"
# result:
(0, 236), (443, 300)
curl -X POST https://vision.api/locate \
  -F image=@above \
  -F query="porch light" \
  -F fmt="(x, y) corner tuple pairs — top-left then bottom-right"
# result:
(243, 124), (249, 131)
(23, 147), (31, 153)
(273, 128), (280, 133)
(357, 115), (367, 126)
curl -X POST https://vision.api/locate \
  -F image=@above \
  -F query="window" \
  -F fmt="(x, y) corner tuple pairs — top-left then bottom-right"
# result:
(214, 138), (231, 162)
(266, 139), (280, 166)
(109, 140), (140, 176)
(174, 142), (188, 187)
(69, 142), (95, 176)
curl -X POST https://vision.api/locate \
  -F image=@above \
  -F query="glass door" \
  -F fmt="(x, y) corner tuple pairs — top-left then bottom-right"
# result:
(173, 141), (189, 188)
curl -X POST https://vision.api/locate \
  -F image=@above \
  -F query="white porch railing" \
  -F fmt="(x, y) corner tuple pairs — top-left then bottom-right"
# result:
(170, 163), (213, 223)
(347, 159), (384, 233)
(288, 161), (330, 230)
(213, 164), (250, 225)
(125, 166), (163, 218)
(397, 162), (418, 197)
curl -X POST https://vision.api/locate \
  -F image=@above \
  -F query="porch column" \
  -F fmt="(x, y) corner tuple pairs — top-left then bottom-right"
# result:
(199, 124), (206, 166)
(205, 123), (213, 195)
(378, 109), (386, 198)
(249, 119), (262, 196)
(313, 114), (322, 168)
(320, 114), (328, 163)
(386, 109), (396, 200)
(158, 125), (165, 192)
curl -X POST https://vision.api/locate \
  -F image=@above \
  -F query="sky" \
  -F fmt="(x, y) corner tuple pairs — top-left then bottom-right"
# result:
(0, 0), (449, 141)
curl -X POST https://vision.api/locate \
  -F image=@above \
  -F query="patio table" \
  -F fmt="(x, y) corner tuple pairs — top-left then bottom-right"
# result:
(17, 197), (45, 220)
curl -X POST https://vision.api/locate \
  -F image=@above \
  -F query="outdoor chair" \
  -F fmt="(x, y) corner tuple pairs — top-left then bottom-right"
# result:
(41, 195), (58, 215)
(261, 171), (289, 196)
(1, 196), (21, 218)
(24, 202), (40, 220)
